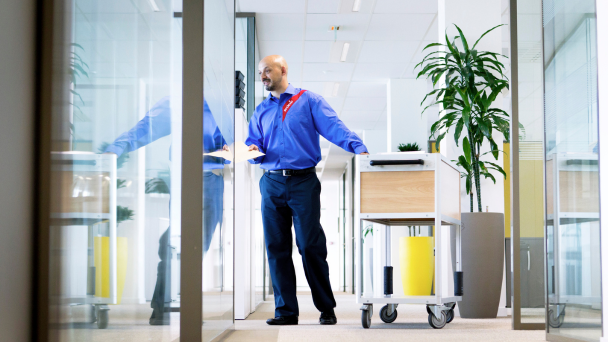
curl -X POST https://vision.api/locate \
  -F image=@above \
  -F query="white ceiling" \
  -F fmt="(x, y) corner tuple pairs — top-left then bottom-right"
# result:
(238, 0), (439, 174)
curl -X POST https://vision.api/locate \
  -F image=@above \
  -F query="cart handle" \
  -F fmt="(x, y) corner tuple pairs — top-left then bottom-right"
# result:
(369, 159), (424, 166)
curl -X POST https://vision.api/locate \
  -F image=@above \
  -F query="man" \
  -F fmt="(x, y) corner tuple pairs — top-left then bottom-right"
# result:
(105, 97), (228, 325)
(246, 55), (369, 326)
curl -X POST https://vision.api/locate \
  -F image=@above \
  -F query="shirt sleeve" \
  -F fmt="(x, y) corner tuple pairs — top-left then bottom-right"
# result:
(104, 96), (172, 155)
(244, 111), (266, 164)
(309, 94), (368, 154)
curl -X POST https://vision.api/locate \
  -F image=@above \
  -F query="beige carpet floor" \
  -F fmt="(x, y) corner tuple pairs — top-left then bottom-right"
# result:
(222, 293), (546, 342)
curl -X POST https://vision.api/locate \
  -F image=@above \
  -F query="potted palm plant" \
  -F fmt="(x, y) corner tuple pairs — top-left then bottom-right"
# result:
(416, 24), (508, 318)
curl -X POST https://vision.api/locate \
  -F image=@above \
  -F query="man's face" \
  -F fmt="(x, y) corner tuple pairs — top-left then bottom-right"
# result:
(259, 62), (283, 91)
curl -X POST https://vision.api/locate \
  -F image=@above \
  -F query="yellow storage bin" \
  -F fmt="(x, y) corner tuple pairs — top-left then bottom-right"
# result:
(399, 236), (434, 296)
(94, 236), (128, 304)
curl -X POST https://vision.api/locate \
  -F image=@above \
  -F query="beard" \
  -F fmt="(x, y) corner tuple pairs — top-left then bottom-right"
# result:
(263, 77), (280, 91)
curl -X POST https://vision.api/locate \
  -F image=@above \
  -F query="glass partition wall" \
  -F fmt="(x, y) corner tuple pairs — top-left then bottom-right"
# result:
(202, 0), (235, 340)
(45, 0), (185, 340)
(40, 0), (236, 340)
(542, 0), (601, 340)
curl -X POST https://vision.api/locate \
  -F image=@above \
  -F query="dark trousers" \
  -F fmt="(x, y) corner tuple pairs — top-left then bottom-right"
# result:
(151, 227), (172, 316)
(151, 172), (224, 316)
(260, 172), (336, 317)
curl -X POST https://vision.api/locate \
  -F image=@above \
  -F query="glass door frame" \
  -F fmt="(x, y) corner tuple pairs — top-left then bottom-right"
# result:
(509, 0), (547, 331)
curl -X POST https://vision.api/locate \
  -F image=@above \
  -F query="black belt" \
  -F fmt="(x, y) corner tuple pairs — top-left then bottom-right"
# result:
(267, 167), (315, 176)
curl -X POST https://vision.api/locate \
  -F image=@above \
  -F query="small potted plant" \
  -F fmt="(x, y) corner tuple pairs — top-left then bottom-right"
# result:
(397, 142), (422, 152)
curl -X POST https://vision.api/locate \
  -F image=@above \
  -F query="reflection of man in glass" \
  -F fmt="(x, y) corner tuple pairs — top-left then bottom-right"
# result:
(104, 96), (227, 325)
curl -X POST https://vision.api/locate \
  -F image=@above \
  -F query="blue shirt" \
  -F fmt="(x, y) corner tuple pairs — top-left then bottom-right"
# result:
(245, 84), (367, 170)
(105, 96), (228, 170)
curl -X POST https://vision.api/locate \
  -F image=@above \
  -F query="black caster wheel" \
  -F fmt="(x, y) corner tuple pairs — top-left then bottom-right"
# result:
(446, 309), (455, 324)
(379, 305), (398, 323)
(88, 304), (97, 323)
(548, 309), (565, 328)
(97, 307), (109, 329)
(361, 308), (372, 329)
(428, 311), (447, 329)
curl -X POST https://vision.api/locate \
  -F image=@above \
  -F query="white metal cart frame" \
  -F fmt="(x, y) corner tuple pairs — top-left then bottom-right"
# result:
(50, 152), (117, 329)
(355, 153), (462, 329)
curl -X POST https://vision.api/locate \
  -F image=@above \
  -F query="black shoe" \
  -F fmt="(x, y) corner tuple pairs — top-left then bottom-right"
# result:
(319, 311), (337, 325)
(266, 316), (298, 325)
(149, 309), (170, 325)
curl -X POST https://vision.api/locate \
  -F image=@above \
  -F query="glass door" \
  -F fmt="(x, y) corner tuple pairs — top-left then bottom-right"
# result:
(45, 0), (185, 340)
(542, 0), (601, 340)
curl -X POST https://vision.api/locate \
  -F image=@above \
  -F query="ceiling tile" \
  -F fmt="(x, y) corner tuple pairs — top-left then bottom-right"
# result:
(305, 14), (371, 41)
(338, 0), (374, 14)
(410, 40), (439, 65)
(374, 0), (437, 13)
(301, 82), (334, 95)
(325, 97), (345, 112)
(286, 62), (303, 82)
(328, 41), (361, 63)
(237, 0), (305, 13)
(307, 0), (340, 13)
(258, 40), (303, 64)
(365, 14), (435, 41)
(303, 41), (333, 62)
(401, 63), (420, 79)
(256, 13), (305, 41)
(351, 63), (407, 81)
(302, 63), (355, 82)
(343, 97), (386, 111)
(423, 15), (438, 41)
(358, 41), (419, 63)
(341, 110), (383, 121)
(347, 82), (387, 97)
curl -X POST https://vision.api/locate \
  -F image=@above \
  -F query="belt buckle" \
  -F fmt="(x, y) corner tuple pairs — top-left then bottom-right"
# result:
(283, 169), (293, 177)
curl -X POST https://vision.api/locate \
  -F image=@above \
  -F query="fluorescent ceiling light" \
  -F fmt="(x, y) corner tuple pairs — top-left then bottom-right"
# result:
(332, 83), (340, 97)
(148, 0), (160, 12)
(352, 0), (362, 12)
(340, 42), (350, 62)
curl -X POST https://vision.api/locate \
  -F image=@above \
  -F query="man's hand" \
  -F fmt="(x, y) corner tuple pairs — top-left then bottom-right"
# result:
(223, 145), (230, 152)
(248, 145), (260, 152)
(360, 152), (369, 155)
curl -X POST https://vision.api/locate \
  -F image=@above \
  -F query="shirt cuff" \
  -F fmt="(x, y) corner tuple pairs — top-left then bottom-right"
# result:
(104, 144), (125, 156)
(354, 145), (368, 154)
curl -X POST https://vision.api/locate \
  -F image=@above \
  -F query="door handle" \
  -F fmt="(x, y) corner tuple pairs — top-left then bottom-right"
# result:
(527, 250), (531, 271)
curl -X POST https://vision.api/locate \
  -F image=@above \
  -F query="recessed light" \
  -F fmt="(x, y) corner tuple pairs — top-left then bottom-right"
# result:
(332, 83), (340, 97)
(352, 0), (362, 12)
(340, 42), (350, 62)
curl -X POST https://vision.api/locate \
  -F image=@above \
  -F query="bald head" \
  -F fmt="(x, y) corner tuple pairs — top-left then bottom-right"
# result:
(261, 55), (288, 74)
(259, 55), (289, 95)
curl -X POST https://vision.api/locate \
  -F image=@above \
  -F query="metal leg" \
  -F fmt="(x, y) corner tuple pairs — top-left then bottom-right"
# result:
(455, 224), (461, 272)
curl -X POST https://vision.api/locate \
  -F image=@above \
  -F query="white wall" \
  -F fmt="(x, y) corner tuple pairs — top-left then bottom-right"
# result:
(387, 79), (429, 153)
(235, 108), (254, 319)
(0, 0), (35, 340)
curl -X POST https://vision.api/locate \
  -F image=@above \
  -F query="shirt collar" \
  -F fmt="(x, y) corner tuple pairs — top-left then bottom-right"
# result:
(268, 83), (296, 102)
